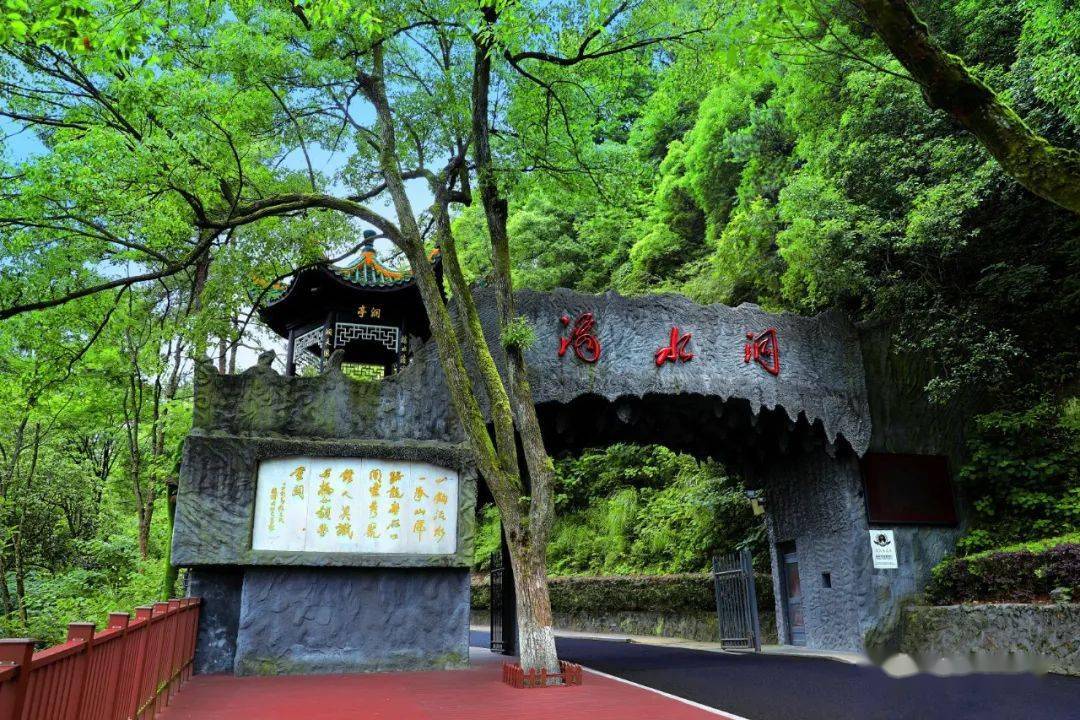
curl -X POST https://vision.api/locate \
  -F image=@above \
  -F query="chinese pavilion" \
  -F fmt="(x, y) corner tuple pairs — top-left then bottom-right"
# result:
(257, 230), (442, 378)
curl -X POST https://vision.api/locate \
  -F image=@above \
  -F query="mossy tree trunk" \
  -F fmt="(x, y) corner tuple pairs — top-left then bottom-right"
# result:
(354, 39), (561, 673)
(854, 0), (1080, 215)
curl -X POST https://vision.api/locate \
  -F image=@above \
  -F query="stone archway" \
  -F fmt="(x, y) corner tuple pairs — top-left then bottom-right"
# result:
(174, 287), (944, 672)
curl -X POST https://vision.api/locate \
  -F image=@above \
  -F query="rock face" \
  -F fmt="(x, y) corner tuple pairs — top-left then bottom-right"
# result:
(232, 568), (470, 675)
(900, 604), (1080, 676)
(500, 289), (871, 454)
(173, 435), (478, 569)
(188, 288), (872, 453)
(175, 287), (882, 670)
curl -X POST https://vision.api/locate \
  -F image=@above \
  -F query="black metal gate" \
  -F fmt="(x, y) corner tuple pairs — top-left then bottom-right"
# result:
(489, 548), (515, 654)
(712, 549), (762, 651)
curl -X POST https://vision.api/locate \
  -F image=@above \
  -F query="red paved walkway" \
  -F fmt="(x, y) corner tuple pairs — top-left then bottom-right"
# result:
(158, 649), (732, 719)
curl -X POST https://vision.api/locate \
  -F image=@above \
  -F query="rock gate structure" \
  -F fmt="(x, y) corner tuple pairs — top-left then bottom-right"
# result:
(174, 285), (961, 673)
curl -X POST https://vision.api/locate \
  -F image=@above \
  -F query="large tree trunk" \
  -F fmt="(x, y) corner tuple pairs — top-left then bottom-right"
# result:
(471, 11), (561, 673)
(507, 536), (560, 675)
(854, 0), (1080, 214)
(359, 37), (560, 673)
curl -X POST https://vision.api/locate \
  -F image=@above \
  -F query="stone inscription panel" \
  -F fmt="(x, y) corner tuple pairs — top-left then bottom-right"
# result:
(252, 457), (458, 555)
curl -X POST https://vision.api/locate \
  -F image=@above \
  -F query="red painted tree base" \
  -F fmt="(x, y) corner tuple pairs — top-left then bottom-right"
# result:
(503, 661), (583, 688)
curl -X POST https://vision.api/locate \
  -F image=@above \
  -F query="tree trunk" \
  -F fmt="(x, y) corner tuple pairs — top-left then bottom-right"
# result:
(13, 530), (25, 624)
(359, 38), (559, 672)
(854, 0), (1080, 214)
(137, 500), (153, 559)
(470, 11), (561, 673)
(0, 547), (12, 616)
(161, 481), (179, 598)
(507, 535), (560, 675)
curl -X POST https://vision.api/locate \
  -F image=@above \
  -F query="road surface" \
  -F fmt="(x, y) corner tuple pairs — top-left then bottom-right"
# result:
(469, 630), (1079, 720)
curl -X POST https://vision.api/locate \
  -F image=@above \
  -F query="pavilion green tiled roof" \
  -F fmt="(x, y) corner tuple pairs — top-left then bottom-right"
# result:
(333, 248), (412, 287)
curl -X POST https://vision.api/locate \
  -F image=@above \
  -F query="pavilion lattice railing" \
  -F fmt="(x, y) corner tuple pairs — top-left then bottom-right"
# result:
(0, 596), (201, 720)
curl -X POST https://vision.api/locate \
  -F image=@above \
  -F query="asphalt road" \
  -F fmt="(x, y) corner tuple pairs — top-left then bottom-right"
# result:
(469, 630), (1080, 720)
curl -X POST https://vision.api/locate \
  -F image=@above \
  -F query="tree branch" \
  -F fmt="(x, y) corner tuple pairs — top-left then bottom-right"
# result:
(853, 0), (1080, 214)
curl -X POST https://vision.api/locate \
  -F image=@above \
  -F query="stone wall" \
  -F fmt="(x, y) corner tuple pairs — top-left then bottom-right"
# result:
(855, 325), (969, 654)
(761, 450), (869, 651)
(900, 603), (1080, 676)
(189, 289), (873, 456)
(233, 567), (470, 675)
(191, 567), (469, 675)
(471, 609), (778, 645)
(173, 434), (478, 570)
(471, 573), (778, 646)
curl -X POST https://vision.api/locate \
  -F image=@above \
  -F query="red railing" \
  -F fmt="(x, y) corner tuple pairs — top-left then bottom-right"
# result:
(502, 660), (583, 689)
(0, 596), (201, 720)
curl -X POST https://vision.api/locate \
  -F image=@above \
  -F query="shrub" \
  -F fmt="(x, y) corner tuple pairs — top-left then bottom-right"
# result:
(925, 543), (1080, 604)
(470, 572), (774, 614)
(954, 401), (1079, 555)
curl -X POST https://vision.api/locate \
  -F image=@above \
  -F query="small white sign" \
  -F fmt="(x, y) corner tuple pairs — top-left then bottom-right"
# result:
(869, 530), (898, 569)
(251, 456), (458, 555)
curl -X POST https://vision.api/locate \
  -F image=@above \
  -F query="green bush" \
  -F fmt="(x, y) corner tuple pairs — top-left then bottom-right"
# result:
(0, 560), (166, 646)
(472, 505), (502, 572)
(955, 401), (1079, 554)
(475, 444), (765, 576)
(926, 540), (1079, 605)
(471, 572), (774, 614)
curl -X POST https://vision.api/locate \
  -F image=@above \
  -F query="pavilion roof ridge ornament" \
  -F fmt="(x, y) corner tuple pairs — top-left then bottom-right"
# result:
(334, 230), (414, 288)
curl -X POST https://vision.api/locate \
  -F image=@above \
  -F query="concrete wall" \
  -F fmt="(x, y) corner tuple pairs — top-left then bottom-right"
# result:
(900, 603), (1080, 676)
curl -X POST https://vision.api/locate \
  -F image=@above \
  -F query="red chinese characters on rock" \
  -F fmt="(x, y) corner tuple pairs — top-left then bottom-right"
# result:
(655, 327), (694, 366)
(558, 312), (602, 363)
(744, 328), (780, 376)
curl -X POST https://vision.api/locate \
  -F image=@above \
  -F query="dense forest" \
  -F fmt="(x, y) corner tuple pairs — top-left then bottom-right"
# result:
(1, 0), (1077, 647)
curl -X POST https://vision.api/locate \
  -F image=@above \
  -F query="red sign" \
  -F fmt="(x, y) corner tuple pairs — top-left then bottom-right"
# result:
(558, 312), (601, 363)
(655, 327), (694, 366)
(744, 328), (780, 376)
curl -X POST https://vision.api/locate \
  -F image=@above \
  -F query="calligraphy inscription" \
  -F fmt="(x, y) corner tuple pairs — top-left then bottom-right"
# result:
(557, 312), (602, 363)
(744, 328), (780, 376)
(252, 457), (457, 555)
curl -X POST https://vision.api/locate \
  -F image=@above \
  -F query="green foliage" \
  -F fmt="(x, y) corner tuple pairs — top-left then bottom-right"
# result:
(472, 505), (502, 573)
(471, 572), (774, 615)
(963, 531), (1080, 560)
(955, 402), (1079, 554)
(0, 502), (173, 645)
(500, 316), (536, 352)
(926, 542), (1079, 605)
(475, 445), (765, 576)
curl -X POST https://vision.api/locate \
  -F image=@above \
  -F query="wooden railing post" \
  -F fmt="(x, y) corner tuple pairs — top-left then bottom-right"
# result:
(102, 613), (130, 720)
(149, 602), (170, 717)
(0, 639), (35, 720)
(185, 598), (201, 682)
(65, 622), (96, 720)
(128, 607), (153, 720)
(164, 599), (180, 703)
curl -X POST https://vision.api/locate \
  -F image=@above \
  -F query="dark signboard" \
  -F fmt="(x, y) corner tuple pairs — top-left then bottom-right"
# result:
(862, 452), (958, 525)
